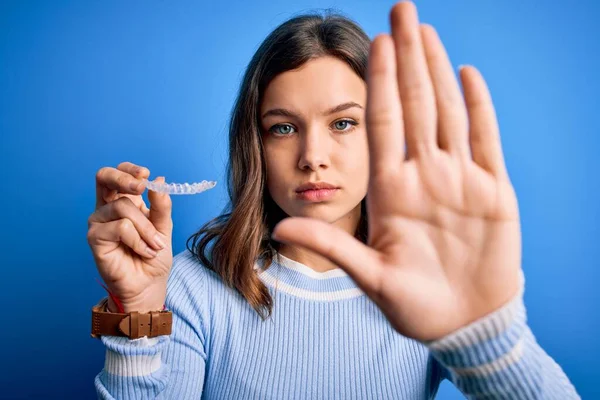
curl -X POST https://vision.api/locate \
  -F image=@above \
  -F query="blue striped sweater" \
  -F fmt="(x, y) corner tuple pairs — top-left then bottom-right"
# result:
(94, 249), (580, 399)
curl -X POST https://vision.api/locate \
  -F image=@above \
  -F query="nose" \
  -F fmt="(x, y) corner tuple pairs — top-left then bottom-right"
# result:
(297, 128), (330, 171)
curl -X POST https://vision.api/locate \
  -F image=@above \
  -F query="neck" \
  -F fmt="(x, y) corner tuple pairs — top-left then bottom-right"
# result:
(277, 201), (362, 273)
(277, 246), (339, 273)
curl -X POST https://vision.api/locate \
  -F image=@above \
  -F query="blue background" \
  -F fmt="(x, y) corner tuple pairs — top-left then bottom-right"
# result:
(1, 0), (598, 398)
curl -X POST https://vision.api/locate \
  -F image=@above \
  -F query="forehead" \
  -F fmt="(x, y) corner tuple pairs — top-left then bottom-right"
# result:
(261, 56), (366, 113)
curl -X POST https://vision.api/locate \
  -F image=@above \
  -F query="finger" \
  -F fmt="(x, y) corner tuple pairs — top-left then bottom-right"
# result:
(107, 161), (151, 215)
(420, 24), (469, 159)
(390, 1), (437, 158)
(460, 65), (508, 178)
(141, 202), (150, 218)
(89, 196), (165, 250)
(147, 176), (173, 238)
(117, 161), (150, 180)
(272, 217), (384, 294)
(89, 218), (160, 259)
(117, 162), (151, 204)
(95, 166), (148, 210)
(367, 34), (405, 174)
(106, 193), (151, 218)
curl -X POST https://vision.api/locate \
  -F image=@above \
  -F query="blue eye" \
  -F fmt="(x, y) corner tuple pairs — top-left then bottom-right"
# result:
(268, 120), (357, 136)
(270, 124), (296, 136)
(334, 120), (349, 130)
(333, 119), (357, 132)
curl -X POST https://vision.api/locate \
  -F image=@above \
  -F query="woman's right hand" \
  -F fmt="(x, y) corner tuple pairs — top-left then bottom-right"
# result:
(87, 161), (173, 313)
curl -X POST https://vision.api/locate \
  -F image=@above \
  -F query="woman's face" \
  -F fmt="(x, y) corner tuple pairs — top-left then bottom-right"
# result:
(261, 56), (368, 232)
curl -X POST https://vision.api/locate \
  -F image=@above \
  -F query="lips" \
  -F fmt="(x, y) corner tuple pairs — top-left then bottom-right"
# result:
(295, 181), (339, 202)
(295, 181), (338, 193)
(296, 188), (338, 202)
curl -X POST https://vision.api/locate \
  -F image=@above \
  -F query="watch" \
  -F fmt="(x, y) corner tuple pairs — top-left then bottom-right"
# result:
(91, 297), (173, 340)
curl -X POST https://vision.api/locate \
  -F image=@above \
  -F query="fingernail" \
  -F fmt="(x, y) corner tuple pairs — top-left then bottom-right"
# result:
(146, 246), (158, 257)
(154, 234), (166, 249)
(130, 181), (141, 191)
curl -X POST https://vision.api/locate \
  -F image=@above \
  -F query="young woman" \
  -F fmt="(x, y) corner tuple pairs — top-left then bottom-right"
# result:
(88, 2), (580, 398)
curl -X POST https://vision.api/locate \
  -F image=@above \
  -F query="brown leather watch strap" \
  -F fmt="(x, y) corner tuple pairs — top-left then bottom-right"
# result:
(91, 297), (172, 340)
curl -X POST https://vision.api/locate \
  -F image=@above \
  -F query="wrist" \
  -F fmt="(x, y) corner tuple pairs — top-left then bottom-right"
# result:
(107, 297), (166, 313)
(106, 297), (120, 313)
(106, 286), (167, 314)
(92, 296), (172, 339)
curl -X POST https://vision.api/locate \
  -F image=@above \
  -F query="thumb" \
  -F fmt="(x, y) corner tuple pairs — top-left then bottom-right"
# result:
(148, 176), (173, 237)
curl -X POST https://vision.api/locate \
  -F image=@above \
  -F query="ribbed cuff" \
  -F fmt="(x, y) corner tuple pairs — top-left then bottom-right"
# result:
(101, 335), (170, 377)
(425, 269), (527, 374)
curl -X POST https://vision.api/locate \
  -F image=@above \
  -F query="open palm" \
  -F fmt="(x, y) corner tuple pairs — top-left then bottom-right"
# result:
(272, 1), (522, 342)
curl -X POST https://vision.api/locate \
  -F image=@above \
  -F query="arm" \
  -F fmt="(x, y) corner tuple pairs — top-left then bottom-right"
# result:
(94, 255), (208, 399)
(425, 273), (580, 399)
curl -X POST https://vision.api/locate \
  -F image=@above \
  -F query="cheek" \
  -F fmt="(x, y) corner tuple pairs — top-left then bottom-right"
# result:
(264, 149), (291, 195)
(347, 158), (369, 187)
(339, 138), (369, 196)
(343, 136), (369, 174)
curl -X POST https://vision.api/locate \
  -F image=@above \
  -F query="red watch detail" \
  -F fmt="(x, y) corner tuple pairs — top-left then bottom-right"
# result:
(95, 278), (166, 312)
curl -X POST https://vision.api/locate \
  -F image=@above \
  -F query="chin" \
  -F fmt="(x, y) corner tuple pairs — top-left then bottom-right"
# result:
(288, 206), (344, 223)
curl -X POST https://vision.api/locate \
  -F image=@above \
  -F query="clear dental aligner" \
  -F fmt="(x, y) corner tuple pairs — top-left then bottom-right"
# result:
(142, 178), (217, 195)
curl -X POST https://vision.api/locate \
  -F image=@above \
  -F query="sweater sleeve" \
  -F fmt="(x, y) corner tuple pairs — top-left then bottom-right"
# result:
(94, 254), (208, 399)
(424, 270), (581, 399)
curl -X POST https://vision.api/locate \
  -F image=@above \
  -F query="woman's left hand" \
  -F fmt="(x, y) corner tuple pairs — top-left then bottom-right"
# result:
(272, 1), (522, 342)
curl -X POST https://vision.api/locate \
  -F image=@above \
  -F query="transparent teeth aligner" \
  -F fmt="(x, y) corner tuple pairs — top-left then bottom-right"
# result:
(141, 179), (217, 195)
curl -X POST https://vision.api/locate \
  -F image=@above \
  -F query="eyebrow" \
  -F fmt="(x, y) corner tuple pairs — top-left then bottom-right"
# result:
(261, 101), (363, 119)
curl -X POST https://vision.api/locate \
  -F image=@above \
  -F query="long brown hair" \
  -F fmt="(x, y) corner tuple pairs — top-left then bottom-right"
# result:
(186, 11), (370, 319)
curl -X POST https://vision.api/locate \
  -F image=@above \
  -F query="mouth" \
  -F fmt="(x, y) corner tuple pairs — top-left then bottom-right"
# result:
(295, 188), (339, 202)
(295, 181), (338, 192)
